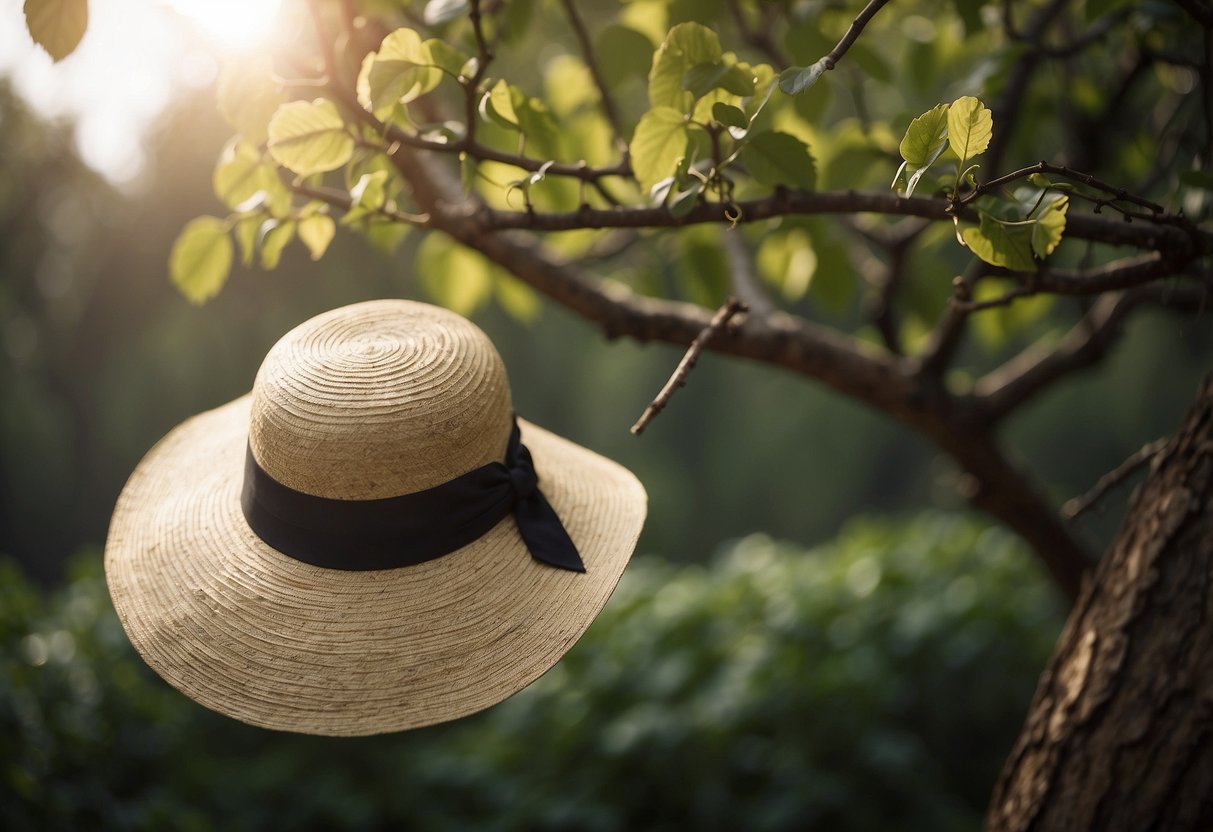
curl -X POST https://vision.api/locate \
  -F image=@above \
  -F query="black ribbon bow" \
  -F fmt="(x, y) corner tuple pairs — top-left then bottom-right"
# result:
(240, 419), (586, 573)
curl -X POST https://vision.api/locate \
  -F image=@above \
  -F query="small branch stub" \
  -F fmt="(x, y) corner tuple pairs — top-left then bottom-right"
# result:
(630, 298), (749, 435)
(1062, 438), (1167, 520)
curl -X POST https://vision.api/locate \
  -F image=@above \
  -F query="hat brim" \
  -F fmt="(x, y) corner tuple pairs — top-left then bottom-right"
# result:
(105, 395), (646, 736)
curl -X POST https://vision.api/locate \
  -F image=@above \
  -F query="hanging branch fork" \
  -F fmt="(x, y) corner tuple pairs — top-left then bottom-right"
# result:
(631, 298), (749, 435)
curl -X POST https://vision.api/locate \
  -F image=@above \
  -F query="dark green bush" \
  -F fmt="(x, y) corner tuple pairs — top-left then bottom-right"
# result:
(1, 513), (1061, 831)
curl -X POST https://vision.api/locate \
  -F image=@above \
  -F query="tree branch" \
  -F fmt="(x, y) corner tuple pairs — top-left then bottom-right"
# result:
(631, 298), (748, 435)
(819, 0), (892, 73)
(959, 162), (1166, 217)
(466, 189), (1212, 253)
(1062, 438), (1167, 520)
(976, 294), (1129, 422)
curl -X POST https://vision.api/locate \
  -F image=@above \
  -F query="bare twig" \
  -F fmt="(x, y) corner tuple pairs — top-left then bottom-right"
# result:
(959, 162), (1165, 216)
(818, 0), (892, 73)
(630, 298), (749, 435)
(1062, 438), (1168, 519)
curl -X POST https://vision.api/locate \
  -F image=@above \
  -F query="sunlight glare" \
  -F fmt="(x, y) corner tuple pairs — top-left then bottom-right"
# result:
(165, 0), (284, 53)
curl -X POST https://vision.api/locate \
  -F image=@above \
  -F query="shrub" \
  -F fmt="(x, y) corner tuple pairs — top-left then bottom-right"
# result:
(1, 513), (1061, 831)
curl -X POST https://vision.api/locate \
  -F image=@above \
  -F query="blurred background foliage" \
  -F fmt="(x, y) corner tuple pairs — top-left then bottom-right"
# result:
(1, 0), (1211, 827)
(3, 515), (1061, 831)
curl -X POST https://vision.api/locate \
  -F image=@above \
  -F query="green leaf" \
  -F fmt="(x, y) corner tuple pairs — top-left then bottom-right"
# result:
(1031, 195), (1068, 259)
(683, 61), (755, 100)
(947, 96), (992, 164)
(170, 217), (233, 304)
(962, 213), (1036, 272)
(259, 220), (295, 270)
(23, 0), (87, 62)
(629, 106), (691, 195)
(213, 140), (264, 209)
(233, 216), (260, 266)
(778, 60), (829, 96)
(649, 22), (723, 110)
(298, 214), (336, 260)
(512, 94), (561, 157)
(425, 38), (468, 78)
(899, 103), (950, 169)
(358, 28), (443, 120)
(351, 171), (389, 210)
(594, 25), (655, 88)
(1028, 173), (1052, 188)
(712, 102), (748, 130)
(213, 140), (292, 216)
(669, 180), (704, 217)
(480, 79), (520, 130)
(267, 99), (354, 177)
(740, 131), (816, 189)
(363, 220), (411, 255)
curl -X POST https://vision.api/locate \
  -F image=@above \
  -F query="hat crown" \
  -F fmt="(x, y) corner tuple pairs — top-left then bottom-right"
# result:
(248, 300), (513, 499)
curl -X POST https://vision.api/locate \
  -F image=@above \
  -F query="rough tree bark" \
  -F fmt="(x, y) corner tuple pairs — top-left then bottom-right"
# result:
(988, 376), (1213, 831)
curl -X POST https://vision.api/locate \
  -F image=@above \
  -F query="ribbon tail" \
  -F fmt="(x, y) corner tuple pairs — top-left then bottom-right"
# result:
(514, 492), (586, 573)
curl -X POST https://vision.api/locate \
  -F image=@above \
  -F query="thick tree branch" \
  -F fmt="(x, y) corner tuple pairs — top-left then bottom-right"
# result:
(948, 253), (1208, 312)
(989, 375), (1213, 831)
(465, 189), (1212, 253)
(971, 283), (1213, 422)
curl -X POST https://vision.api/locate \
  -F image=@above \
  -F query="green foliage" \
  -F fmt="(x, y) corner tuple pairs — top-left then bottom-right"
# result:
(169, 216), (233, 304)
(629, 106), (691, 195)
(894, 96), (1069, 272)
(739, 130), (815, 189)
(895, 103), (949, 198)
(357, 28), (444, 120)
(1, 514), (1061, 831)
(22, 0), (87, 62)
(946, 96), (992, 172)
(777, 60), (828, 96)
(266, 99), (355, 178)
(648, 22), (724, 111)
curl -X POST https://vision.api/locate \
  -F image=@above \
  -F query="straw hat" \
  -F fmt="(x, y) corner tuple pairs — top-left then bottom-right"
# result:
(104, 299), (646, 736)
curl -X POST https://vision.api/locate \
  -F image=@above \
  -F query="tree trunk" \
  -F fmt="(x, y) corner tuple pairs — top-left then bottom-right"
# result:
(987, 376), (1213, 831)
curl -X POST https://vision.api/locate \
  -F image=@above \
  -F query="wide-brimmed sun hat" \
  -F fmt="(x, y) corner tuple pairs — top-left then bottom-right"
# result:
(104, 299), (646, 736)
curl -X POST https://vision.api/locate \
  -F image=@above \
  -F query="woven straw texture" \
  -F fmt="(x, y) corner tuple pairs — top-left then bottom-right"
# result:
(104, 300), (646, 736)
